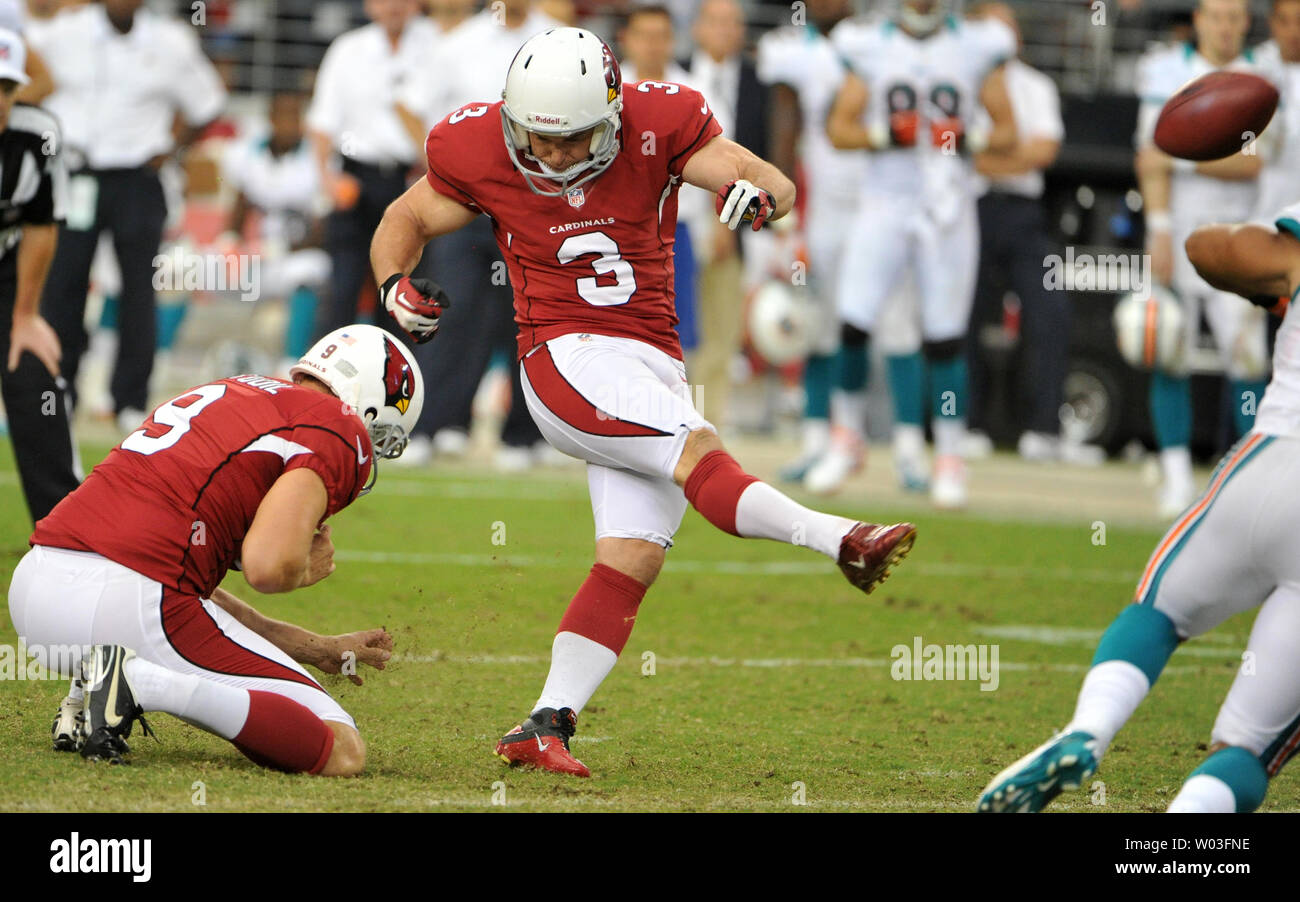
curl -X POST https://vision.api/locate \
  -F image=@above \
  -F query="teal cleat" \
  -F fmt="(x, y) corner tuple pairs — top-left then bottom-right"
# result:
(778, 453), (820, 485)
(977, 730), (1101, 813)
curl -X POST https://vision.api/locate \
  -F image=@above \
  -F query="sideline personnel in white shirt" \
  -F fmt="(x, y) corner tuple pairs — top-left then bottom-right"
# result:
(307, 0), (437, 339)
(29, 0), (225, 427)
(387, 0), (560, 467)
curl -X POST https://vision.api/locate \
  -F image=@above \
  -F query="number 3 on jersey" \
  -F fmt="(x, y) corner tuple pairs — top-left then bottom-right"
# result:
(122, 384), (228, 455)
(557, 230), (637, 307)
(449, 105), (490, 125)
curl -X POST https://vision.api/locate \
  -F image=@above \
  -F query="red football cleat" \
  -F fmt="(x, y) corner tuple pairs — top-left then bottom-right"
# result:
(837, 521), (917, 595)
(495, 707), (591, 777)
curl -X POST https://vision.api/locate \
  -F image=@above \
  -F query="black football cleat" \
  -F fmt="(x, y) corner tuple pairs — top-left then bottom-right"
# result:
(80, 646), (154, 764)
(495, 707), (590, 777)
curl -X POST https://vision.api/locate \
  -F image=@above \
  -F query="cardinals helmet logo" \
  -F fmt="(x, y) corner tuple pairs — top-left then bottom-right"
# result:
(602, 42), (621, 104)
(381, 336), (414, 415)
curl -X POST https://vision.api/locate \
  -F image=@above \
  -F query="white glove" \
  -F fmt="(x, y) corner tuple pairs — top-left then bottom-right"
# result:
(716, 179), (776, 231)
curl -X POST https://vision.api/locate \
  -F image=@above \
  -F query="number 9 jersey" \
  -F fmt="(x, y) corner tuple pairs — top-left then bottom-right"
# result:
(31, 375), (372, 599)
(424, 81), (722, 362)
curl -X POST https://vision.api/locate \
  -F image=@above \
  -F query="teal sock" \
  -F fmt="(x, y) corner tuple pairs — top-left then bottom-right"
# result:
(284, 286), (319, 360)
(837, 339), (869, 393)
(1188, 747), (1269, 813)
(1150, 371), (1191, 449)
(99, 295), (120, 330)
(887, 351), (926, 427)
(1231, 379), (1269, 438)
(928, 354), (967, 421)
(804, 352), (834, 420)
(1092, 604), (1179, 686)
(156, 300), (187, 351)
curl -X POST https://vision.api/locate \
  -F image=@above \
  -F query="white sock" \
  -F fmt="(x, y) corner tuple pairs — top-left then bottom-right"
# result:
(67, 676), (84, 703)
(533, 631), (618, 715)
(1064, 660), (1151, 754)
(735, 482), (857, 558)
(1161, 446), (1194, 486)
(801, 418), (831, 458)
(830, 390), (869, 443)
(124, 656), (250, 740)
(1167, 774), (1236, 813)
(893, 423), (926, 459)
(931, 417), (965, 459)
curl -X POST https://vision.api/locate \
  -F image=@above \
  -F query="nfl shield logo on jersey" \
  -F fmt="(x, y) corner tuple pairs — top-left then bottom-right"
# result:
(566, 187), (585, 209)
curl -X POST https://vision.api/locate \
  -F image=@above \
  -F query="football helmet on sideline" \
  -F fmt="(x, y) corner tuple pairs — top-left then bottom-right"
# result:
(1113, 284), (1187, 374)
(748, 280), (816, 367)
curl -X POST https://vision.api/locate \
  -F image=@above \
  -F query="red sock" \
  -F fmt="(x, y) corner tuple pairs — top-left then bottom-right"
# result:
(557, 563), (648, 655)
(683, 449), (759, 536)
(233, 690), (335, 774)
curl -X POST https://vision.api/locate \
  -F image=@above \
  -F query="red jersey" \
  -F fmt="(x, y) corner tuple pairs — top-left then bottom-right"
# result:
(32, 375), (372, 598)
(424, 81), (722, 360)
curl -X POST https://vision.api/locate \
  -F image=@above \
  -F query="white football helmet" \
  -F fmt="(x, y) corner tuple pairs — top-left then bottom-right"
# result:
(500, 26), (623, 196)
(1113, 284), (1187, 374)
(748, 280), (816, 367)
(290, 325), (424, 480)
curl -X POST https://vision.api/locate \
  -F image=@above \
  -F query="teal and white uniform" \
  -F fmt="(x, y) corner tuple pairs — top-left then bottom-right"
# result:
(1135, 41), (1277, 380)
(830, 13), (1013, 342)
(1250, 40), (1300, 222)
(1129, 204), (1300, 775)
(757, 22), (865, 354)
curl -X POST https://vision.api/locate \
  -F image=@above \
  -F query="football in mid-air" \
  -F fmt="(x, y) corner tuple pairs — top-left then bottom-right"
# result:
(1153, 70), (1279, 161)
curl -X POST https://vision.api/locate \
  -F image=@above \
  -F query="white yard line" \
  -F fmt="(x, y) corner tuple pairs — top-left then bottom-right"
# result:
(975, 624), (1244, 658)
(336, 548), (1140, 585)
(389, 651), (1206, 675)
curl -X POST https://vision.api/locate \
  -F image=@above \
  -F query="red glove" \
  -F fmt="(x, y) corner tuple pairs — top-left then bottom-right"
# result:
(889, 110), (920, 147)
(716, 179), (776, 232)
(930, 116), (965, 153)
(381, 274), (451, 344)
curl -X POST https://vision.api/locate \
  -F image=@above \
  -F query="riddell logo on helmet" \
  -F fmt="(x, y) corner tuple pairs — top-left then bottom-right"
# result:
(381, 337), (414, 415)
(530, 113), (568, 127)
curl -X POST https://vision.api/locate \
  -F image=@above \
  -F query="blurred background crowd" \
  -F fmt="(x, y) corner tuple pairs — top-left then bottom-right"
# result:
(0, 0), (1292, 521)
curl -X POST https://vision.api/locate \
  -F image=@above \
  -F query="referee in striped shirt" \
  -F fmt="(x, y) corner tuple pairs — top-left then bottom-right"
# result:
(0, 27), (78, 523)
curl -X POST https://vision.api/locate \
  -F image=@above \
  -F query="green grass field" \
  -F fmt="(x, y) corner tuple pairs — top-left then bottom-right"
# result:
(0, 439), (1282, 812)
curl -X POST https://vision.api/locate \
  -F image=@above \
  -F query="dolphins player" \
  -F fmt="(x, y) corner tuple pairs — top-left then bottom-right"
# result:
(979, 208), (1300, 813)
(809, 0), (1018, 508)
(1135, 0), (1278, 518)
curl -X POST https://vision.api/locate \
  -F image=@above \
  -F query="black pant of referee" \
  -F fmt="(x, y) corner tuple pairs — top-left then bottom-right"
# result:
(966, 190), (1071, 438)
(3, 253), (79, 522)
(412, 218), (541, 449)
(319, 157), (414, 342)
(41, 166), (167, 416)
